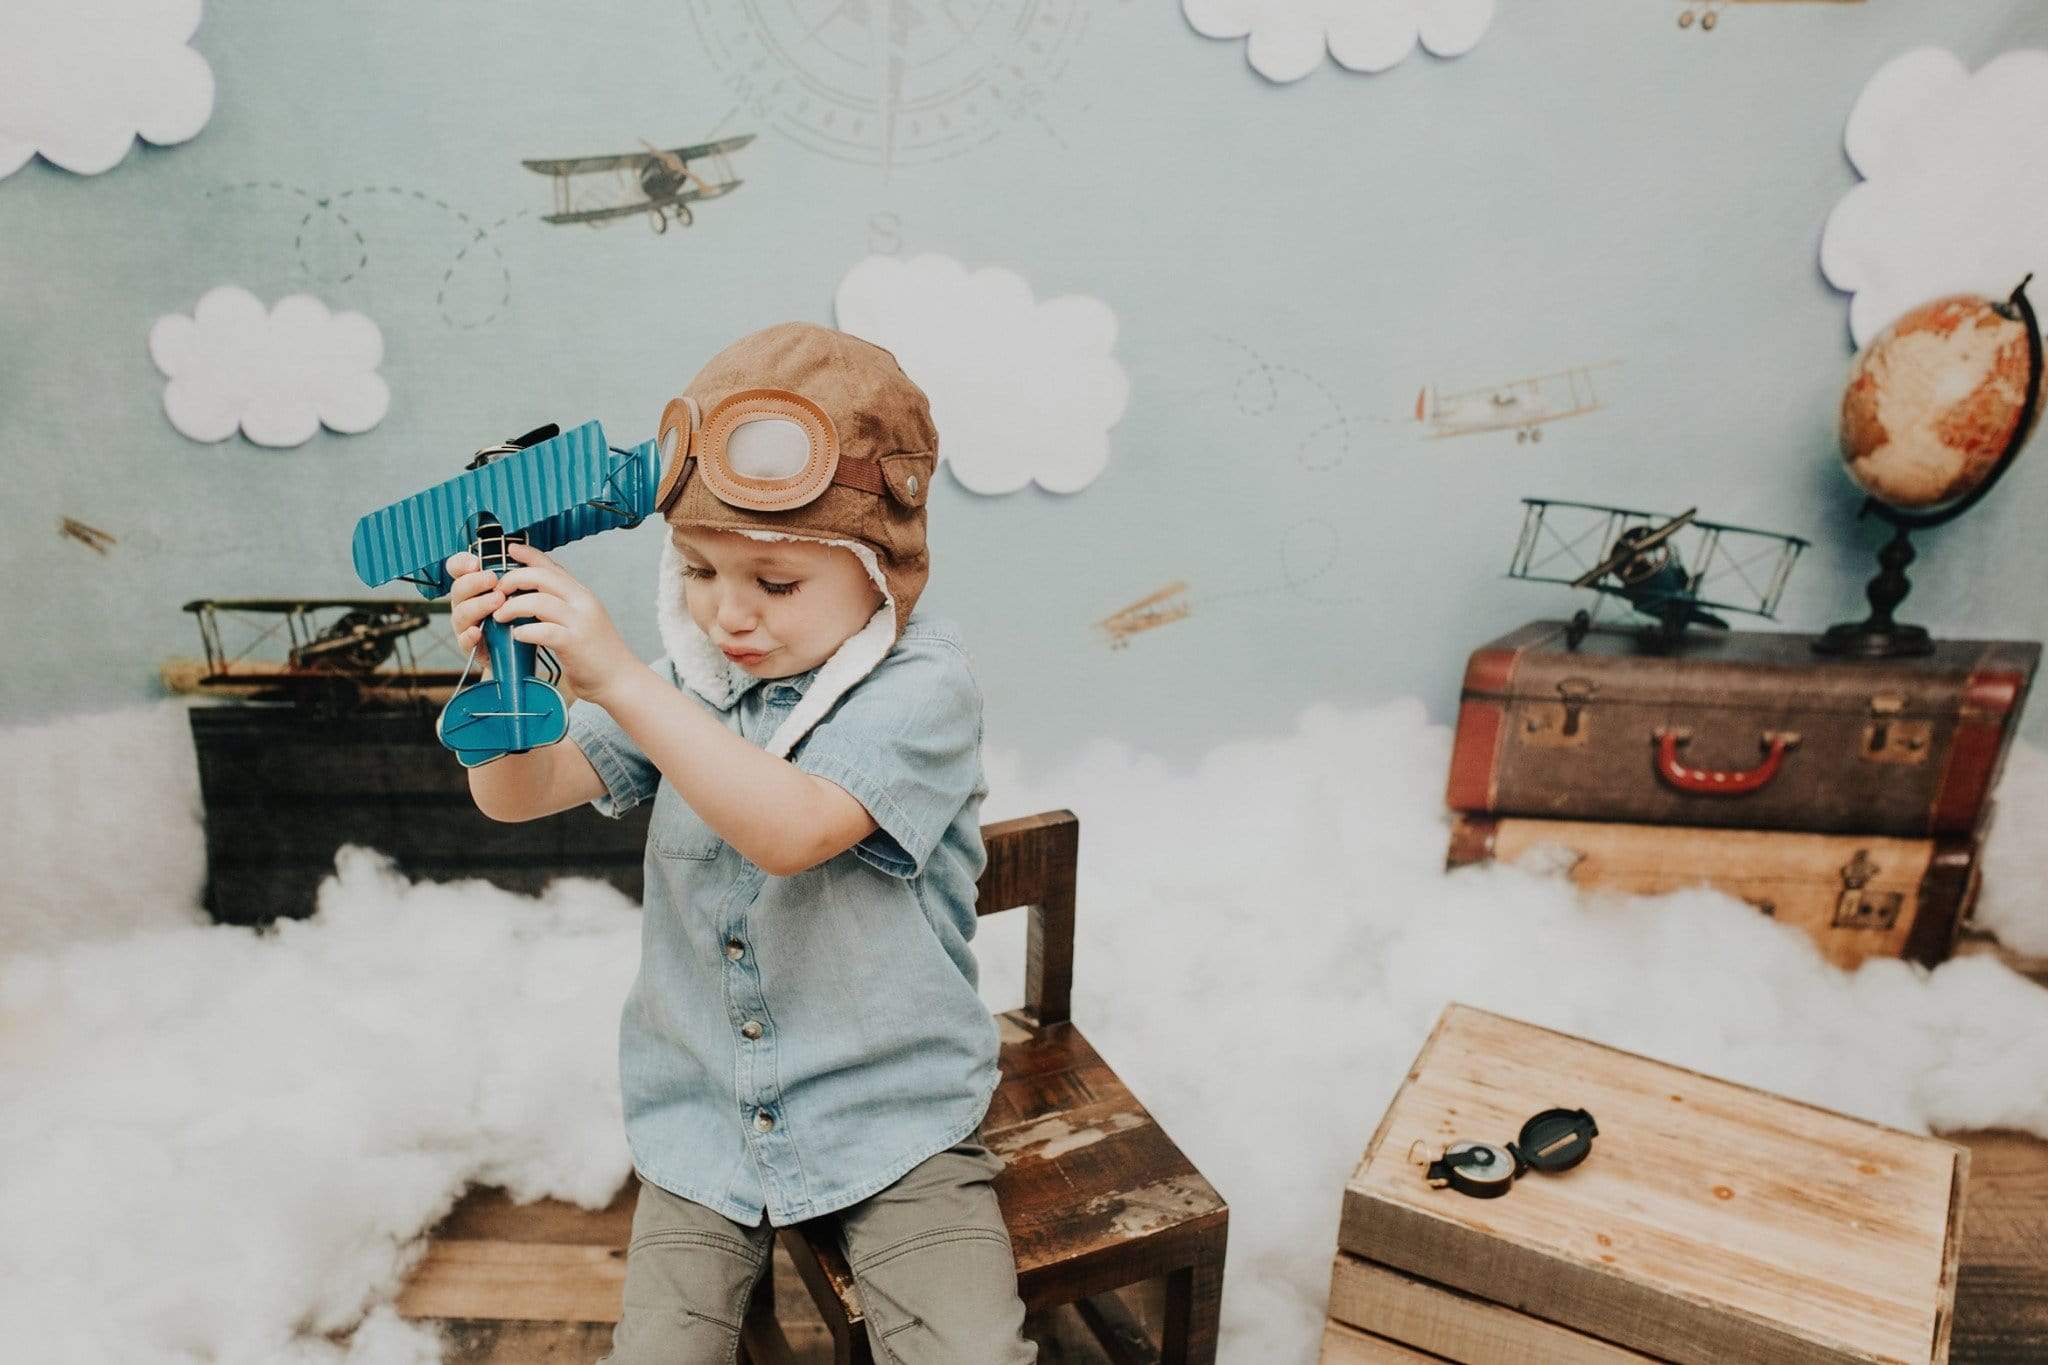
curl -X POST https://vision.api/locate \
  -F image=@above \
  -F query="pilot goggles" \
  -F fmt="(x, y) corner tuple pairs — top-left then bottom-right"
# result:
(654, 387), (889, 515)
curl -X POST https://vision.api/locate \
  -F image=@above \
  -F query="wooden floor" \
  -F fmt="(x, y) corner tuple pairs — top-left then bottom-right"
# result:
(384, 935), (2048, 1363)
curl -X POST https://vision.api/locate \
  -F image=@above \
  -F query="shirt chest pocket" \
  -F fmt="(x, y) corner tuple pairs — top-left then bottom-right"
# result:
(650, 781), (723, 860)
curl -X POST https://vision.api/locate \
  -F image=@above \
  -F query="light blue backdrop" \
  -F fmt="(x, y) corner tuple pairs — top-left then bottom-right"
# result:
(7, 0), (2045, 762)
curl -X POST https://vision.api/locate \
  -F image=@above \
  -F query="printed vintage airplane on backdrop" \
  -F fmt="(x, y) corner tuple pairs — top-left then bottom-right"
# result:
(1414, 361), (1619, 443)
(523, 134), (753, 233)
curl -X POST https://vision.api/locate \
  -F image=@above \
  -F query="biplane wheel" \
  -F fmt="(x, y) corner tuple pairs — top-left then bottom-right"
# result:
(676, 203), (694, 229)
(1530, 426), (1543, 442)
(1678, 9), (1694, 27)
(1700, 10), (1716, 29)
(1516, 429), (1528, 444)
(1566, 610), (1591, 651)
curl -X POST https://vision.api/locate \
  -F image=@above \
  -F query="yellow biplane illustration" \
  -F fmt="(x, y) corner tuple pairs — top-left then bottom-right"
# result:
(1414, 361), (1619, 443)
(1096, 582), (1191, 649)
(523, 134), (753, 233)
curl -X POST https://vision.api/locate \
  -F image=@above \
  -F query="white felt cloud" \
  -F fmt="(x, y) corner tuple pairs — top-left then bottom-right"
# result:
(0, 0), (215, 179)
(149, 286), (390, 447)
(1821, 47), (2048, 348)
(1184, 0), (1495, 84)
(835, 253), (1128, 496)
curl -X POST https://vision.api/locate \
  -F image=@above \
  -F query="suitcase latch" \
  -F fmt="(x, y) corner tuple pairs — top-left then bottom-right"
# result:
(1863, 694), (1932, 766)
(1520, 677), (1597, 747)
(1833, 849), (1903, 931)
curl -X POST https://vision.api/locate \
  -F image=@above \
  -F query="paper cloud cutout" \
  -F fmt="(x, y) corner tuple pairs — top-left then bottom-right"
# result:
(0, 0), (215, 179)
(1821, 47), (2048, 348)
(834, 254), (1127, 496)
(149, 286), (390, 447)
(1184, 0), (1495, 83)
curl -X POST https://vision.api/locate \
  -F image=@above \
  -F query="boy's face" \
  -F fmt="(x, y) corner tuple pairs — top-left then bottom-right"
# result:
(672, 527), (884, 679)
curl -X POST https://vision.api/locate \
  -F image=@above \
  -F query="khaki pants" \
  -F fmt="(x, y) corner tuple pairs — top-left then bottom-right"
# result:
(599, 1139), (1036, 1364)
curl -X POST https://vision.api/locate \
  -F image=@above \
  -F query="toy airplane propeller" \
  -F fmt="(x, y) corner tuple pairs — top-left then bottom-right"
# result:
(351, 420), (662, 766)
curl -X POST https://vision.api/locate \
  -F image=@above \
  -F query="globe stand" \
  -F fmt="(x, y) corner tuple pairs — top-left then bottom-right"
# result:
(1816, 274), (2041, 658)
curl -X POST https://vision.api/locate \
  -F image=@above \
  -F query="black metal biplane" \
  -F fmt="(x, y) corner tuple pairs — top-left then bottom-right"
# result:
(1507, 498), (1809, 649)
(169, 598), (466, 717)
(522, 134), (753, 233)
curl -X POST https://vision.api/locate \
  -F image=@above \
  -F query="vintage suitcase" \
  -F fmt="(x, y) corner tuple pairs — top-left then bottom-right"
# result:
(1328, 1003), (1967, 1365)
(188, 703), (649, 925)
(1446, 620), (2038, 838)
(1445, 813), (1983, 969)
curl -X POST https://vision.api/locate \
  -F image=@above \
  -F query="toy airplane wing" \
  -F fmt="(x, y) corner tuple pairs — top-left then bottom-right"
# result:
(350, 421), (663, 598)
(522, 135), (755, 178)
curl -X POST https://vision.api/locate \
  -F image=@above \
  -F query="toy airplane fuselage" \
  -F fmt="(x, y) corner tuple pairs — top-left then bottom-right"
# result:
(351, 421), (662, 765)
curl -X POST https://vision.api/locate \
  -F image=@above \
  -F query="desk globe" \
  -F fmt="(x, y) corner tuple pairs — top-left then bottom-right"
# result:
(1820, 276), (2044, 656)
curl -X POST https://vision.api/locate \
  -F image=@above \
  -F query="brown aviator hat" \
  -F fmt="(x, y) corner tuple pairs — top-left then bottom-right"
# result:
(650, 321), (939, 757)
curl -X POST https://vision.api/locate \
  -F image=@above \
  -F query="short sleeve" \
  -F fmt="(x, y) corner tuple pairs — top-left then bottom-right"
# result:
(561, 659), (666, 818)
(791, 629), (984, 879)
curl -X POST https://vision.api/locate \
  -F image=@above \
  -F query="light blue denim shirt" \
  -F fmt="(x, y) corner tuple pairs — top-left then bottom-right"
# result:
(563, 613), (999, 1226)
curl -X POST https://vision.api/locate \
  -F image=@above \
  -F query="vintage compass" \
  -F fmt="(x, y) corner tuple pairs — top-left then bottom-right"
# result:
(1415, 1107), (1599, 1199)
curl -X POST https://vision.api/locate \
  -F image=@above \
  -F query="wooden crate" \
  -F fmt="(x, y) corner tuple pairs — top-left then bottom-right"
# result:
(1334, 1004), (1967, 1364)
(1446, 813), (1981, 969)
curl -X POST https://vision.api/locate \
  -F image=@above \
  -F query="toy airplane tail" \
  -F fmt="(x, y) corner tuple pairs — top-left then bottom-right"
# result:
(350, 421), (662, 766)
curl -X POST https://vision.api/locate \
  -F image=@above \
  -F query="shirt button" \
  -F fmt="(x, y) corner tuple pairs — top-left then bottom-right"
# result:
(754, 1109), (775, 1132)
(740, 1020), (764, 1040)
(725, 939), (745, 960)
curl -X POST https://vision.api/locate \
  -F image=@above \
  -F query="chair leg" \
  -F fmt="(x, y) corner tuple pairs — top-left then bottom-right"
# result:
(1160, 1239), (1226, 1365)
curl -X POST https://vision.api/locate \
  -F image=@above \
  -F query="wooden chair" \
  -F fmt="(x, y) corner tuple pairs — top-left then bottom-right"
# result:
(738, 809), (1229, 1363)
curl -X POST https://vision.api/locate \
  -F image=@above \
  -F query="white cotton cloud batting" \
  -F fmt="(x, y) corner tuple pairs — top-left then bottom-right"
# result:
(0, 699), (2042, 1360)
(1820, 47), (2048, 348)
(1183, 0), (1495, 84)
(150, 286), (391, 447)
(0, 0), (214, 179)
(0, 850), (640, 1363)
(834, 252), (1128, 495)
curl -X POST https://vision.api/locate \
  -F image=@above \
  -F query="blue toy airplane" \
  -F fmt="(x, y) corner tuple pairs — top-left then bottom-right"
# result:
(351, 421), (662, 766)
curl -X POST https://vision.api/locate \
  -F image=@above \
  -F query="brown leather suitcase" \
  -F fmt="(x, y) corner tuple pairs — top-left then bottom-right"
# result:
(1447, 812), (1982, 969)
(1446, 619), (2038, 838)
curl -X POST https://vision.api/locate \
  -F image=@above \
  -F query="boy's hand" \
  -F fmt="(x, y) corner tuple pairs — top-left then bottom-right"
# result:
(463, 541), (638, 708)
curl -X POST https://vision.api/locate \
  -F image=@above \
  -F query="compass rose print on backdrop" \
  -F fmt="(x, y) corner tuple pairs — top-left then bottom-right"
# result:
(149, 285), (389, 447)
(686, 0), (1089, 173)
(1183, 0), (1494, 84)
(0, 0), (214, 178)
(835, 252), (1127, 494)
(1820, 46), (2048, 348)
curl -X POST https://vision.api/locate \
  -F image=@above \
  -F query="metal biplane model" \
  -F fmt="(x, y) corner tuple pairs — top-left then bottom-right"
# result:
(1416, 362), (1618, 443)
(168, 597), (466, 716)
(523, 134), (753, 233)
(1507, 498), (1809, 649)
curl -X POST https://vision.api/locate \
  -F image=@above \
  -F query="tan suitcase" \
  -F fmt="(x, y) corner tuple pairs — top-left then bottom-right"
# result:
(1445, 812), (1981, 969)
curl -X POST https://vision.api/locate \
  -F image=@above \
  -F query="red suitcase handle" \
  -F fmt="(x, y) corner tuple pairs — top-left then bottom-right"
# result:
(1653, 728), (1800, 795)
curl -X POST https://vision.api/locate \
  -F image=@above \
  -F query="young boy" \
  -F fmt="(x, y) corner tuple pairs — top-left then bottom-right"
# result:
(444, 322), (1036, 1363)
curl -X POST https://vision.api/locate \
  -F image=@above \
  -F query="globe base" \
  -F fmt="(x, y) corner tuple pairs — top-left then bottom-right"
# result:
(1812, 619), (1934, 659)
(1813, 520), (1936, 658)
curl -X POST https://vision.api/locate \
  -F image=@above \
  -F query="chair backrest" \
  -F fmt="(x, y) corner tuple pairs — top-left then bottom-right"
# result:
(972, 810), (1078, 1031)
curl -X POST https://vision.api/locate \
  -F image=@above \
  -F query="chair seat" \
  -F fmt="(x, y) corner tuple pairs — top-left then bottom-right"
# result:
(786, 1008), (1228, 1321)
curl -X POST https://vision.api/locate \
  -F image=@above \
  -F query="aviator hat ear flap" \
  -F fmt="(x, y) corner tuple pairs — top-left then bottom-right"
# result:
(654, 396), (701, 515)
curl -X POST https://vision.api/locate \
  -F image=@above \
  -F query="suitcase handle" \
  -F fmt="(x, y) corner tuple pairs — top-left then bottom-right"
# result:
(1653, 727), (1800, 795)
